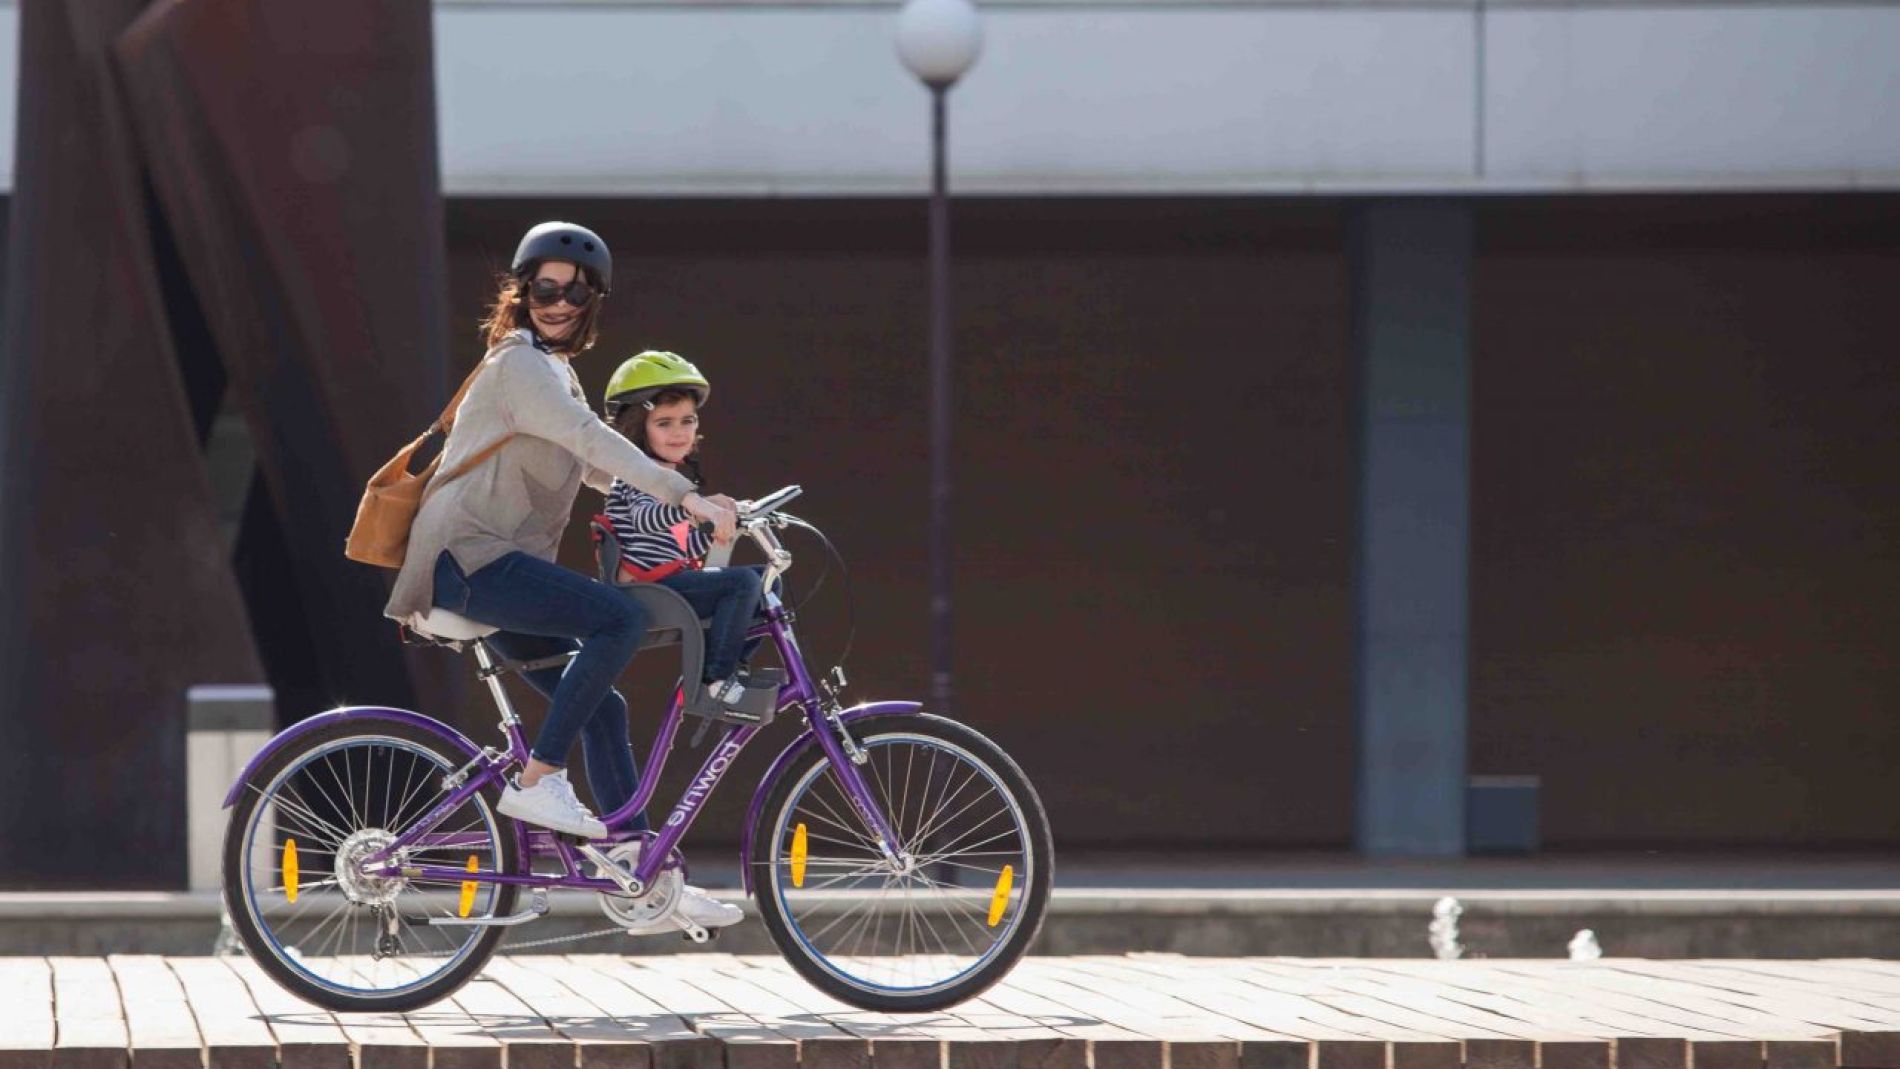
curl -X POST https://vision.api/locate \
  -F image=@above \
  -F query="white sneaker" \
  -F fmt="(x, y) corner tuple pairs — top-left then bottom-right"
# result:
(498, 769), (609, 840)
(675, 886), (745, 931)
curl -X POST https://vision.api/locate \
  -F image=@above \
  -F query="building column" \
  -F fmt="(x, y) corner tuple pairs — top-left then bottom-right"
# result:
(1351, 200), (1473, 857)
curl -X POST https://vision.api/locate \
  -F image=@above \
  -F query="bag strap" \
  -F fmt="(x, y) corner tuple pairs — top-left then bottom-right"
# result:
(436, 435), (513, 486)
(434, 360), (492, 433)
(421, 357), (516, 500)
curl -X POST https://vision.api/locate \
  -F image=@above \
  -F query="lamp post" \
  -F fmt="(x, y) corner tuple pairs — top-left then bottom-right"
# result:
(897, 0), (982, 720)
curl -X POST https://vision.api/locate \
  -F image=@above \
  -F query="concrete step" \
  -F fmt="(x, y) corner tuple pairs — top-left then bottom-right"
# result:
(6, 887), (1899, 957)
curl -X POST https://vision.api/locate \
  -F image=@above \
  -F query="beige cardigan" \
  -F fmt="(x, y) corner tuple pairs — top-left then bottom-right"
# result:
(384, 330), (696, 625)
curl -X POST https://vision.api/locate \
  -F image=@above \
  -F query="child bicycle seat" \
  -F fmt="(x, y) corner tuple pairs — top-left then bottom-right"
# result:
(591, 514), (763, 724)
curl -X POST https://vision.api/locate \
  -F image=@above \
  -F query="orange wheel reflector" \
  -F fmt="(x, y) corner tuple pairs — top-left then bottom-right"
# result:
(282, 839), (300, 903)
(988, 864), (1015, 927)
(790, 823), (809, 888)
(458, 855), (479, 918)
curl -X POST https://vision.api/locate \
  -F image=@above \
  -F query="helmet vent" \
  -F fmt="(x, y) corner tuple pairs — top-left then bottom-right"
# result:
(560, 235), (573, 244)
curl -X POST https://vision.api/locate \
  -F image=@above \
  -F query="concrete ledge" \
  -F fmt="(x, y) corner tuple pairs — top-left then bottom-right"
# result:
(5, 888), (1899, 957)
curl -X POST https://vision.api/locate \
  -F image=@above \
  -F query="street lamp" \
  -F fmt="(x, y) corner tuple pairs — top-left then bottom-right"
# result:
(896, 0), (982, 720)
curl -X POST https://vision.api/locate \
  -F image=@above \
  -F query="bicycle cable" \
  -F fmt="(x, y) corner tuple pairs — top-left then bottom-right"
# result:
(777, 512), (856, 674)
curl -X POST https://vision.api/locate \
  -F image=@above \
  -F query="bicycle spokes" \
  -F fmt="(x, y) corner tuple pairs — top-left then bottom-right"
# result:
(768, 730), (1037, 996)
(236, 735), (510, 999)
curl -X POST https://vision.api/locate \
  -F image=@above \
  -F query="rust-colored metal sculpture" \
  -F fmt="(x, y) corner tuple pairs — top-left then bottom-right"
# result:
(0, 0), (461, 886)
(0, 0), (265, 886)
(114, 2), (461, 728)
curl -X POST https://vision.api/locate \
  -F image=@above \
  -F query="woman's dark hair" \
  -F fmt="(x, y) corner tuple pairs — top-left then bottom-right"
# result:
(478, 262), (605, 354)
(610, 387), (704, 487)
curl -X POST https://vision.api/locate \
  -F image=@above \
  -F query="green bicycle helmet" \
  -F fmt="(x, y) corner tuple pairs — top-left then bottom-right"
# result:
(603, 350), (711, 420)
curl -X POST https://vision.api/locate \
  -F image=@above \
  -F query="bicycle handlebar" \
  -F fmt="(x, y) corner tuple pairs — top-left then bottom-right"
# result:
(690, 484), (801, 535)
(697, 484), (802, 571)
(740, 484), (802, 524)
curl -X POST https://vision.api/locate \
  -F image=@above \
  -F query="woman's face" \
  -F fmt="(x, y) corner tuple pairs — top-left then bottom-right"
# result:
(644, 398), (700, 466)
(526, 260), (588, 342)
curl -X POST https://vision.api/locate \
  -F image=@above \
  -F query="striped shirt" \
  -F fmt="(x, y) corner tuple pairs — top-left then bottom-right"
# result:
(604, 478), (713, 580)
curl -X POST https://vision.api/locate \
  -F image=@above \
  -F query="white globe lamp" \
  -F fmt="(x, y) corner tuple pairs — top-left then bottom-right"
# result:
(896, 0), (983, 89)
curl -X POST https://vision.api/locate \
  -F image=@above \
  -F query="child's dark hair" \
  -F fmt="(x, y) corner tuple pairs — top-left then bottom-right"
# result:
(610, 387), (705, 487)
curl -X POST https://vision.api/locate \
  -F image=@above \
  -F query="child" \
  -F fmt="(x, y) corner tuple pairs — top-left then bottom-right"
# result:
(601, 351), (775, 722)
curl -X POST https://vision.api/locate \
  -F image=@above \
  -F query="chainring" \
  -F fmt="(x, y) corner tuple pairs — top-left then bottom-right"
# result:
(595, 840), (686, 930)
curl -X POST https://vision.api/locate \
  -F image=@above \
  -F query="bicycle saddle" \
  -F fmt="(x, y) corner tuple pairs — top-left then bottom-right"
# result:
(413, 577), (709, 704)
(412, 607), (498, 642)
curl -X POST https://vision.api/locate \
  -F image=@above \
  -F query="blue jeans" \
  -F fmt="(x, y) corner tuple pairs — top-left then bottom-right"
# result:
(432, 550), (650, 830)
(659, 565), (766, 682)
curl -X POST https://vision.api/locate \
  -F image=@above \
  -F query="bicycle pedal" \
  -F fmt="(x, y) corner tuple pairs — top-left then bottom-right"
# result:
(676, 918), (710, 944)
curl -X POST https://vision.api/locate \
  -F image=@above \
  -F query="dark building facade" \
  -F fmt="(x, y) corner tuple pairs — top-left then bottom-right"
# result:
(437, 193), (1900, 855)
(3, 175), (1895, 885)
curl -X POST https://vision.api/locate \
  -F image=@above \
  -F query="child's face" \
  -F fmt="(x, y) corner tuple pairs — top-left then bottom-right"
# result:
(644, 398), (700, 466)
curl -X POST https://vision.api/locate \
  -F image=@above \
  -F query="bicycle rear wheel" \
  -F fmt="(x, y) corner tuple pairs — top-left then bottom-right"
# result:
(221, 717), (522, 1013)
(751, 713), (1053, 1011)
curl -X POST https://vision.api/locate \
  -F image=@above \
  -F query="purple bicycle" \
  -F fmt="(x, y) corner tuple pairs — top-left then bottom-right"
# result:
(220, 485), (1052, 1014)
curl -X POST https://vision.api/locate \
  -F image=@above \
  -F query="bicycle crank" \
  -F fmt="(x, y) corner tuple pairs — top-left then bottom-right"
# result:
(593, 841), (687, 935)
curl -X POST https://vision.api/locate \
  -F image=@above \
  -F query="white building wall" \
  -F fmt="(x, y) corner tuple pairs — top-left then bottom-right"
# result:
(431, 1), (1900, 195)
(0, 5), (14, 193)
(1484, 6), (1900, 189)
(0, 3), (1894, 194)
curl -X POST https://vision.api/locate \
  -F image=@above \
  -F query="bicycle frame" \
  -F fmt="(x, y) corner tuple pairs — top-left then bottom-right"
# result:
(222, 493), (923, 914)
(346, 586), (914, 900)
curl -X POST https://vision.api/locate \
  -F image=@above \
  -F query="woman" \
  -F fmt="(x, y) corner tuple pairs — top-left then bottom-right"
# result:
(384, 222), (741, 928)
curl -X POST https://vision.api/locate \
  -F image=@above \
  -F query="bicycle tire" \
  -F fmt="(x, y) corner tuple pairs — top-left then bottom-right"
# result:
(221, 717), (522, 1014)
(750, 712), (1053, 1012)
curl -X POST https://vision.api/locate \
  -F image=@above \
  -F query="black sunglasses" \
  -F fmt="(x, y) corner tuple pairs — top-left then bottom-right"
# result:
(526, 277), (599, 308)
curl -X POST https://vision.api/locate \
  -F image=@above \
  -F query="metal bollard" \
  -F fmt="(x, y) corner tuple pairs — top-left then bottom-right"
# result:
(186, 685), (275, 891)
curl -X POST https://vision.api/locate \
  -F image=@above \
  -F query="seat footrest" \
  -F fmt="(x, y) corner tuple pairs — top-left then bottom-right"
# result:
(686, 668), (786, 727)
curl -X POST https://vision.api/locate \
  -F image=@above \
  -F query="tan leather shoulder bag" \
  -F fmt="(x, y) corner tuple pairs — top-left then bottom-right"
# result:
(344, 361), (514, 568)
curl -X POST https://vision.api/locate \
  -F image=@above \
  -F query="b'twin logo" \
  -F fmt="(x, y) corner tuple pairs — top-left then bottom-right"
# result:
(665, 738), (745, 827)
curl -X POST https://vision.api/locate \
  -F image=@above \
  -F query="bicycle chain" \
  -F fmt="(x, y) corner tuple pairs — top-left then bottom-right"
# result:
(397, 922), (631, 957)
(497, 924), (631, 952)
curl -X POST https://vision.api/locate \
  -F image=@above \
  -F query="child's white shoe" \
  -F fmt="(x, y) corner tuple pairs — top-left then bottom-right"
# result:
(498, 769), (609, 840)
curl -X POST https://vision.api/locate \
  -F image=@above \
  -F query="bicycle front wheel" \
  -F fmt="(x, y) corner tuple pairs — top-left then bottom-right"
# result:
(752, 712), (1053, 1012)
(221, 717), (522, 1013)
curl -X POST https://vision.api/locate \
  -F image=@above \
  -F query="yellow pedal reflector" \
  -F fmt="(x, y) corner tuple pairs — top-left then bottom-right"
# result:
(790, 823), (809, 888)
(458, 855), (479, 918)
(987, 864), (1014, 927)
(282, 839), (300, 903)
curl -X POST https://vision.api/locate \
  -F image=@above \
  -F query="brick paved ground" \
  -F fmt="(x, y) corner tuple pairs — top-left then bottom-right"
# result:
(8, 953), (1900, 1068)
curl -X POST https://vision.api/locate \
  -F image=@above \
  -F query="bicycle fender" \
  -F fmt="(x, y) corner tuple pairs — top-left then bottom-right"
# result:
(738, 700), (923, 894)
(220, 706), (485, 809)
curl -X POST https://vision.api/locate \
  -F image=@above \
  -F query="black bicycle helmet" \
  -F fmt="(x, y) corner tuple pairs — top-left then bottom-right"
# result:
(512, 221), (612, 293)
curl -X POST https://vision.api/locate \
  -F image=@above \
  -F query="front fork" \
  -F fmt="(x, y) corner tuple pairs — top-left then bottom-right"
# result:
(810, 686), (914, 874)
